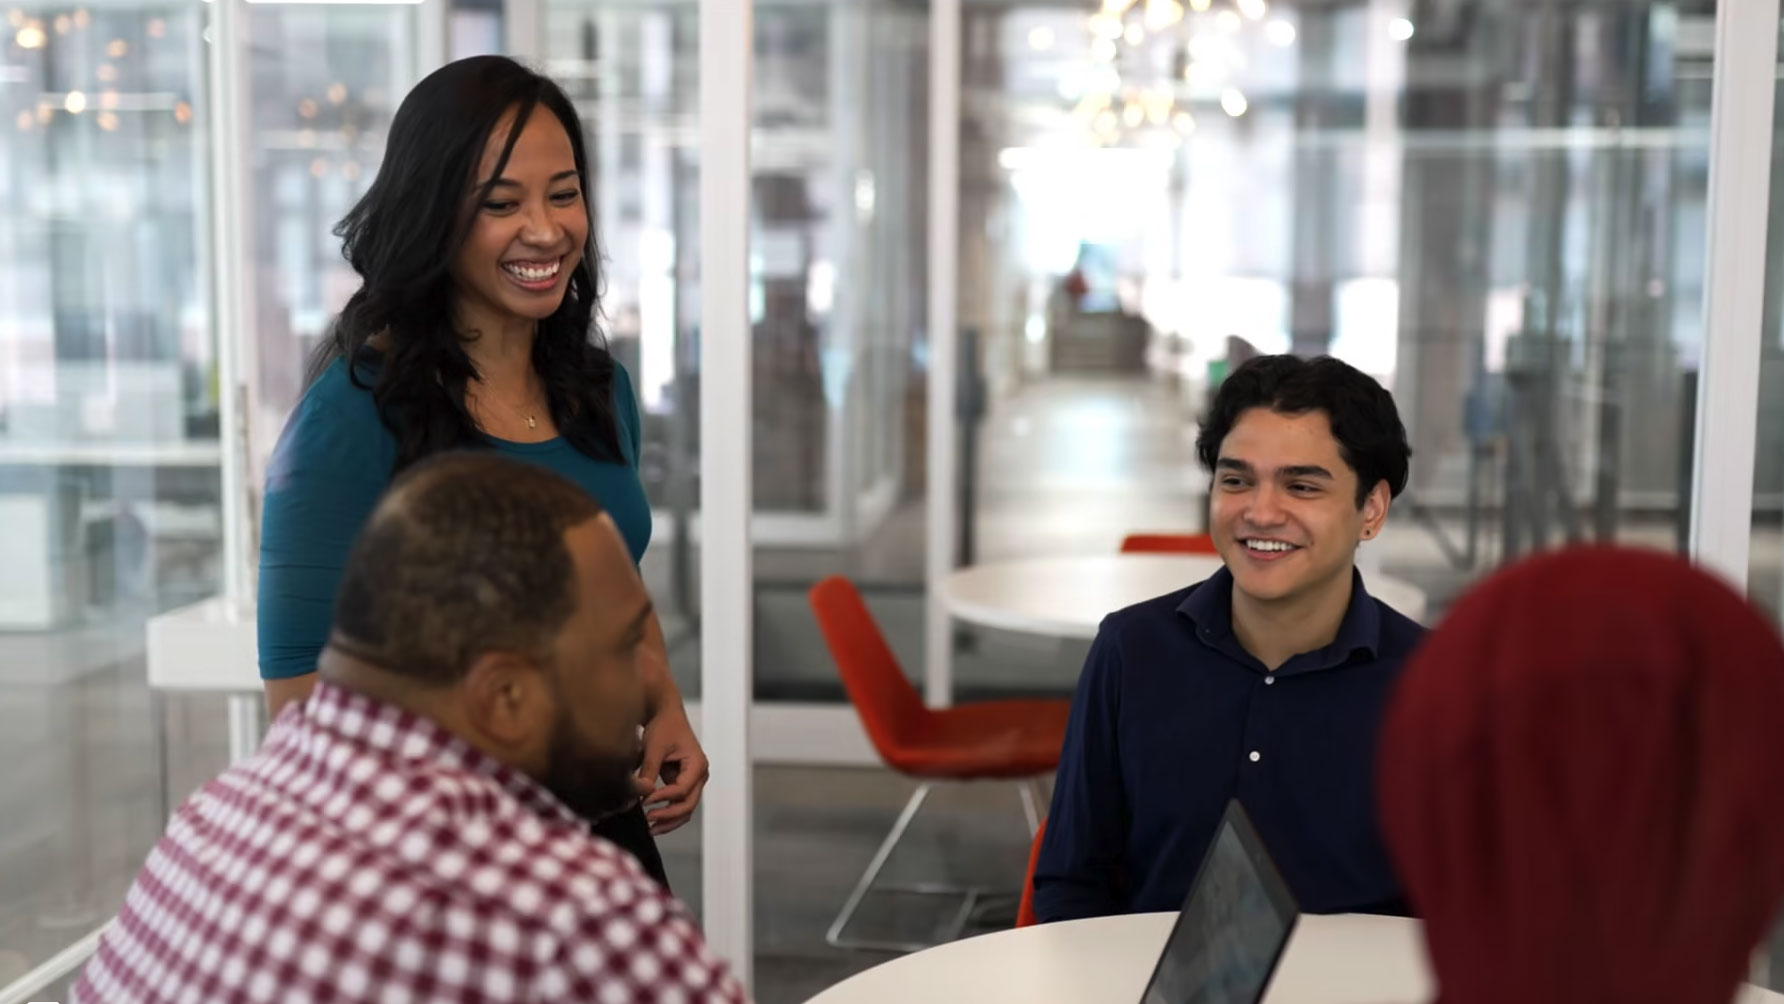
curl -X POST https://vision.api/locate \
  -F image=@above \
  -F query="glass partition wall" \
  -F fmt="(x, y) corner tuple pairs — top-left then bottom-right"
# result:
(1749, 12), (1784, 622)
(0, 0), (219, 983)
(536, 0), (930, 708)
(959, 0), (1720, 634)
(0, 0), (430, 987)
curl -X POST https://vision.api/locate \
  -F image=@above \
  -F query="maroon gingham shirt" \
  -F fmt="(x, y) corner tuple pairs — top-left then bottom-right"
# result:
(74, 682), (747, 1003)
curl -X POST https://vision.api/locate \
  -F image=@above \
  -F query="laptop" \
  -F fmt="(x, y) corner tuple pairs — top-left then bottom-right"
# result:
(1137, 800), (1301, 1004)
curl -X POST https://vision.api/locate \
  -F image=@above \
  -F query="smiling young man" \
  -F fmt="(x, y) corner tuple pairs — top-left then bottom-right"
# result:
(1032, 354), (1422, 922)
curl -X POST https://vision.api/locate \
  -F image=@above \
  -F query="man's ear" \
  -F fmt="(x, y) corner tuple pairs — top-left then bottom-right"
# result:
(1360, 480), (1391, 540)
(459, 652), (549, 750)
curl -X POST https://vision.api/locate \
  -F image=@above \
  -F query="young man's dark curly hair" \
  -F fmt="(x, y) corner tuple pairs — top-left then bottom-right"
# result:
(1196, 355), (1411, 506)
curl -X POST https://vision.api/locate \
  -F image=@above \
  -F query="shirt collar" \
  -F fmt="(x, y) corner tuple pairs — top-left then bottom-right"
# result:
(299, 680), (585, 829)
(1177, 564), (1383, 671)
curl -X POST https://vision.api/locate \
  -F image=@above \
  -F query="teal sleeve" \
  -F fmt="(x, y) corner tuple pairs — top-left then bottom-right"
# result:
(613, 361), (642, 466)
(255, 364), (395, 679)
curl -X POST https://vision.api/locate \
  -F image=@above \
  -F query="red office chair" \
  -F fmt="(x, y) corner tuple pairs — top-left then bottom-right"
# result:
(1016, 817), (1047, 929)
(809, 576), (1068, 952)
(1120, 532), (1219, 555)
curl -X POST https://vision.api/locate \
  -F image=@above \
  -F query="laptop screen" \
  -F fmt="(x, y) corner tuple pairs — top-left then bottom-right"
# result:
(1138, 800), (1300, 1004)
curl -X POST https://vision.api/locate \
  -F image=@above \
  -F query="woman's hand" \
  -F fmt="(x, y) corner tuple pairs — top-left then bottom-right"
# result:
(636, 701), (710, 836)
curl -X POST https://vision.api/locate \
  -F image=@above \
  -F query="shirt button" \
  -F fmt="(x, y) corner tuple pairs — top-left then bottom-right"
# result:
(1264, 676), (1276, 686)
(1249, 751), (1262, 763)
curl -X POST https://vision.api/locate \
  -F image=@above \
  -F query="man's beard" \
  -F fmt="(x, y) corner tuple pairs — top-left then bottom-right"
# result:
(538, 705), (643, 823)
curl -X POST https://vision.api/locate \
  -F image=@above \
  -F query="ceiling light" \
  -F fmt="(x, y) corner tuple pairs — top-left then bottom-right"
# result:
(1147, 93), (1173, 125)
(1089, 13), (1124, 40)
(1186, 35), (1221, 62)
(1388, 17), (1414, 41)
(1220, 87), (1248, 117)
(1144, 0), (1183, 31)
(1266, 19), (1296, 46)
(244, 0), (423, 5)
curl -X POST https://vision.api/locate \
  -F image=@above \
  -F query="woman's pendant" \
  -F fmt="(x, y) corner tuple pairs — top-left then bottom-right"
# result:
(527, 415), (537, 430)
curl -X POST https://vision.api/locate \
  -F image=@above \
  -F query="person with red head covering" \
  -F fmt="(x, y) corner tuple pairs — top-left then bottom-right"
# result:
(1379, 546), (1784, 1004)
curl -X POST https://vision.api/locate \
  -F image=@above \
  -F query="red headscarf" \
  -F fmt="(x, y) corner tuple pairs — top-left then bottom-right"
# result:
(1379, 547), (1784, 1004)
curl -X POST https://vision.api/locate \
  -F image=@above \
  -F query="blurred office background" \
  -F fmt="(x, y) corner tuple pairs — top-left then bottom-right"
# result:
(5, 0), (1784, 1000)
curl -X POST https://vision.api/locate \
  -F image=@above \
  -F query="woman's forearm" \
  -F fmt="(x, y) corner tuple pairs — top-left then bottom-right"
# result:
(264, 672), (319, 721)
(640, 612), (685, 721)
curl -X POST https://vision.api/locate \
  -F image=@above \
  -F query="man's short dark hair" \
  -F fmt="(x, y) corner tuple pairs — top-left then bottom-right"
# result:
(1195, 354), (1411, 506)
(332, 452), (606, 684)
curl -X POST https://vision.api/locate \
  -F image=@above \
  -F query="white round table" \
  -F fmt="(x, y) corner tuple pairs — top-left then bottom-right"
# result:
(938, 555), (1429, 637)
(803, 912), (1784, 1004)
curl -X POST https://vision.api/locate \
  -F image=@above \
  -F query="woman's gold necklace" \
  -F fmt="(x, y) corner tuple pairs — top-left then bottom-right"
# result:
(478, 376), (542, 431)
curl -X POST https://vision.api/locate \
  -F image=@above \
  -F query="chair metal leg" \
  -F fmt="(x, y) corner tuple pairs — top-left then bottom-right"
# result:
(828, 777), (1051, 953)
(1017, 779), (1044, 837)
(828, 783), (956, 953)
(962, 780), (1046, 931)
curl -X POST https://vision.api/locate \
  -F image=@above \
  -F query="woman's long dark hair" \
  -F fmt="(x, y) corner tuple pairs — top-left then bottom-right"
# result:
(310, 55), (621, 471)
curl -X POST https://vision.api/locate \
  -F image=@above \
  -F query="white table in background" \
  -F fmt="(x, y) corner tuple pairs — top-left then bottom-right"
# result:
(0, 440), (222, 467)
(0, 439), (223, 629)
(938, 555), (1428, 639)
(803, 912), (1784, 1004)
(145, 596), (264, 764)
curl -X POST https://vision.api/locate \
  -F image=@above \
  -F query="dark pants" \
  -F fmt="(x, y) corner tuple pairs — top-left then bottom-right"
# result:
(591, 802), (670, 889)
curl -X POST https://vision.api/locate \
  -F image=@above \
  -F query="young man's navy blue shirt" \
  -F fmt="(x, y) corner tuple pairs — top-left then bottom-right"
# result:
(1032, 566), (1425, 921)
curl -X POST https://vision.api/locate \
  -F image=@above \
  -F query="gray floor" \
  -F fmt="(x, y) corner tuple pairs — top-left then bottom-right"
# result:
(6, 372), (1784, 1003)
(657, 768), (1039, 1003)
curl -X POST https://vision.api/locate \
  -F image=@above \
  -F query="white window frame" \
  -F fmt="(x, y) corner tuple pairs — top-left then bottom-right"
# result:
(697, 0), (757, 988)
(1690, 0), (1781, 587)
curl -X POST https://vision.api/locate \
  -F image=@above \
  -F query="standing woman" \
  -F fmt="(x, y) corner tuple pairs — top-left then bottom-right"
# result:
(256, 55), (707, 885)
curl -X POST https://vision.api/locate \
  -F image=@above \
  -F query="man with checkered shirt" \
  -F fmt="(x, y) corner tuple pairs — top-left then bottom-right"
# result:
(75, 454), (746, 1004)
